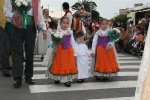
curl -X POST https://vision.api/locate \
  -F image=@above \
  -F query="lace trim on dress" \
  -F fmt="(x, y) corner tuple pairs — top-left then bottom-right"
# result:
(96, 30), (108, 37)
(92, 71), (118, 77)
(58, 28), (73, 35)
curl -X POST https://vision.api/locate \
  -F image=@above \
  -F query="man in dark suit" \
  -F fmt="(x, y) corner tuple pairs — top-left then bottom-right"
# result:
(0, 0), (11, 77)
(144, 13), (150, 34)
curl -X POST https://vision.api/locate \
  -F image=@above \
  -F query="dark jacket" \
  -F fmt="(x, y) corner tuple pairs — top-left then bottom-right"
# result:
(112, 22), (118, 28)
(144, 18), (150, 32)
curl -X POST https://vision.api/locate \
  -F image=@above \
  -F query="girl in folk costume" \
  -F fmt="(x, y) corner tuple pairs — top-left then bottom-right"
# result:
(91, 18), (120, 81)
(49, 16), (77, 87)
(57, 2), (73, 30)
(75, 31), (91, 83)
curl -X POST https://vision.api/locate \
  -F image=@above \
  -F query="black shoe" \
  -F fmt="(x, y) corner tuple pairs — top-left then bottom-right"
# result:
(77, 79), (83, 83)
(54, 80), (60, 84)
(41, 57), (43, 60)
(23, 58), (26, 62)
(25, 77), (34, 84)
(3, 73), (11, 77)
(64, 82), (71, 87)
(7, 67), (12, 70)
(13, 81), (22, 88)
(95, 76), (101, 80)
(103, 77), (109, 81)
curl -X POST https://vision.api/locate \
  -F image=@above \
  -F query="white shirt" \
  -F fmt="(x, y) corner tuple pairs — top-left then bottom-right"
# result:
(82, 22), (86, 35)
(3, 0), (46, 30)
(66, 13), (73, 28)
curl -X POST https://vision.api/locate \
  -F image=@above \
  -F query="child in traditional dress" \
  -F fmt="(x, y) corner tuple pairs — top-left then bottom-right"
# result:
(49, 16), (78, 87)
(91, 18), (119, 81)
(75, 31), (91, 83)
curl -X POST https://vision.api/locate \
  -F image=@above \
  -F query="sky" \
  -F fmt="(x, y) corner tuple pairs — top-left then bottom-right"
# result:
(41, 0), (150, 19)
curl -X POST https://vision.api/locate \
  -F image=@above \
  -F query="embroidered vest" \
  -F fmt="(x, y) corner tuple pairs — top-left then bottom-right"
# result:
(60, 35), (71, 50)
(72, 18), (82, 31)
(97, 36), (110, 48)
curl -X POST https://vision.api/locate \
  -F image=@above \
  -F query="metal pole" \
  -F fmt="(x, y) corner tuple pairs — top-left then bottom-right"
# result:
(61, 3), (62, 17)
(91, 0), (92, 21)
(47, 5), (49, 10)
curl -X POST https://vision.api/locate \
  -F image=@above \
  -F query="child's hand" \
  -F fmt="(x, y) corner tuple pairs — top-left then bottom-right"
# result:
(90, 53), (95, 57)
(132, 44), (134, 47)
(74, 56), (77, 60)
(52, 45), (57, 50)
(104, 44), (111, 52)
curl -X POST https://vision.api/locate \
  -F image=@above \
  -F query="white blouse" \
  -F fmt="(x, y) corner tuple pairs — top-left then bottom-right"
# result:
(66, 13), (73, 28)
(44, 17), (52, 29)
(3, 0), (46, 30)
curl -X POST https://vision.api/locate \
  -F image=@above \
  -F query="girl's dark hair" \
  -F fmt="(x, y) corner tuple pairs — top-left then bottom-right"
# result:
(75, 31), (84, 38)
(136, 25), (141, 30)
(62, 2), (69, 10)
(60, 16), (69, 23)
(99, 18), (108, 24)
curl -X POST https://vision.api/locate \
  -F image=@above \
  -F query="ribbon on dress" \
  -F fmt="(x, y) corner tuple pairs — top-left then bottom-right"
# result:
(48, 42), (54, 48)
(108, 30), (115, 43)
(23, 11), (28, 29)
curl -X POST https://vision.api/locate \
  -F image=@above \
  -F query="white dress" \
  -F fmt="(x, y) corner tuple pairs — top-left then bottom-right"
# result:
(76, 42), (91, 79)
(38, 17), (52, 55)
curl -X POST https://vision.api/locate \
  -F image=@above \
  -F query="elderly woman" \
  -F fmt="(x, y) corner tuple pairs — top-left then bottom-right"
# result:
(116, 26), (129, 52)
(34, 9), (55, 59)
(43, 9), (55, 30)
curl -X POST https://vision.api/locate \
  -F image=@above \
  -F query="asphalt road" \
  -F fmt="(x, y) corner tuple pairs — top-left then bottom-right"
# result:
(0, 53), (141, 100)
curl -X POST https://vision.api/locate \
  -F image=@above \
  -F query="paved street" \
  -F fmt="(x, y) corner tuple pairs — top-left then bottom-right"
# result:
(0, 53), (141, 100)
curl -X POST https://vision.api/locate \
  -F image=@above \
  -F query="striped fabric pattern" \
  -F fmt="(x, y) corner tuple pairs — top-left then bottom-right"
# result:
(0, 27), (10, 73)
(11, 25), (36, 81)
